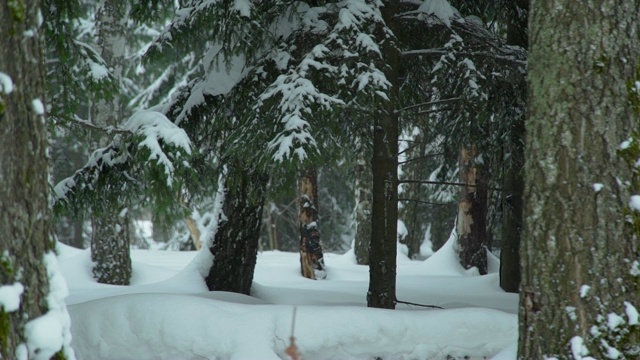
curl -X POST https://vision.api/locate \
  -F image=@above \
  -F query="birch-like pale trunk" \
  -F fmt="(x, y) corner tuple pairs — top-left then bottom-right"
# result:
(90, 0), (131, 285)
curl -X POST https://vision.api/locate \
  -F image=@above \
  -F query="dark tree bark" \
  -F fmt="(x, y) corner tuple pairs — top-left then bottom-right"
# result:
(91, 209), (132, 285)
(456, 147), (488, 275)
(500, 0), (528, 293)
(72, 218), (85, 248)
(206, 166), (268, 295)
(0, 1), (69, 357)
(519, 0), (640, 358)
(298, 168), (326, 279)
(367, 0), (400, 310)
(354, 139), (372, 265)
(90, 0), (132, 285)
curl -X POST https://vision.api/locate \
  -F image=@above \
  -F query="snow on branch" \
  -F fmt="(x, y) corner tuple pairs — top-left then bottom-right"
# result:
(53, 144), (127, 204)
(260, 65), (344, 163)
(418, 0), (460, 27)
(54, 111), (193, 209)
(124, 110), (192, 187)
(256, 0), (391, 163)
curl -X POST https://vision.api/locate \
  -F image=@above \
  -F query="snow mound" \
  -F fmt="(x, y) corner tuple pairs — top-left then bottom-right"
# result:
(419, 0), (460, 26)
(415, 229), (478, 276)
(69, 293), (516, 360)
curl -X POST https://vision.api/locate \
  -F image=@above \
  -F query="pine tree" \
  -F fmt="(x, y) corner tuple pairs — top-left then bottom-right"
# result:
(49, 0), (192, 268)
(150, 0), (397, 295)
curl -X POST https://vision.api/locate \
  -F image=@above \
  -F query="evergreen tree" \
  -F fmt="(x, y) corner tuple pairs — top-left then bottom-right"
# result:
(0, 1), (74, 357)
(519, 0), (640, 357)
(149, 0), (397, 296)
(147, 0), (525, 304)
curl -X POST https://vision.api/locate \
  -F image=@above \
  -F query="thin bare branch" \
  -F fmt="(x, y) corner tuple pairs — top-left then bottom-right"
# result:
(397, 198), (453, 206)
(395, 299), (444, 309)
(62, 114), (133, 135)
(402, 49), (527, 66)
(398, 153), (445, 165)
(399, 179), (502, 191)
(396, 98), (461, 113)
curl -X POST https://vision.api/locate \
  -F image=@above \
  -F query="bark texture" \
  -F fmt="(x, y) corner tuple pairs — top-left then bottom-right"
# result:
(91, 209), (132, 285)
(0, 0), (54, 356)
(456, 147), (488, 275)
(298, 169), (326, 279)
(367, 0), (399, 309)
(206, 167), (268, 295)
(500, 0), (528, 293)
(90, 0), (132, 285)
(354, 139), (372, 265)
(519, 1), (640, 358)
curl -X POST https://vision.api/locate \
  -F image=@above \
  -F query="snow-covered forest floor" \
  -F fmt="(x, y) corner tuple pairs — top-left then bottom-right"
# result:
(59, 233), (519, 360)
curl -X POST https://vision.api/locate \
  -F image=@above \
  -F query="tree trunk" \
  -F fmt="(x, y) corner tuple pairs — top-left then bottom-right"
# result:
(72, 218), (85, 249)
(0, 1), (72, 357)
(91, 209), (132, 285)
(206, 166), (268, 294)
(398, 130), (429, 259)
(298, 169), (326, 279)
(500, 0), (528, 293)
(519, 1), (640, 358)
(456, 147), (488, 275)
(400, 181), (423, 259)
(368, 0), (400, 309)
(90, 0), (132, 285)
(265, 203), (279, 250)
(354, 138), (372, 265)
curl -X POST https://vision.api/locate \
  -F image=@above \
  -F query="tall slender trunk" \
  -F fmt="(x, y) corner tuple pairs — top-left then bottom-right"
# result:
(298, 168), (326, 279)
(354, 138), (372, 265)
(500, 0), (528, 293)
(456, 147), (488, 275)
(368, 0), (400, 309)
(90, 0), (132, 285)
(264, 202), (279, 250)
(398, 130), (428, 259)
(206, 166), (268, 294)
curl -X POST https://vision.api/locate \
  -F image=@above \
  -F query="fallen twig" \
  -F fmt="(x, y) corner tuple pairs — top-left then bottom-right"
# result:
(395, 299), (444, 309)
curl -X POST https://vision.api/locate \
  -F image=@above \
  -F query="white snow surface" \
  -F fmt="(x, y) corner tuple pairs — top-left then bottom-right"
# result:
(232, 0), (252, 17)
(624, 301), (638, 325)
(124, 110), (192, 187)
(32, 98), (45, 115)
(58, 233), (518, 359)
(88, 60), (109, 81)
(0, 71), (14, 94)
(0, 282), (24, 312)
(24, 252), (76, 359)
(418, 0), (460, 26)
(629, 195), (640, 211)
